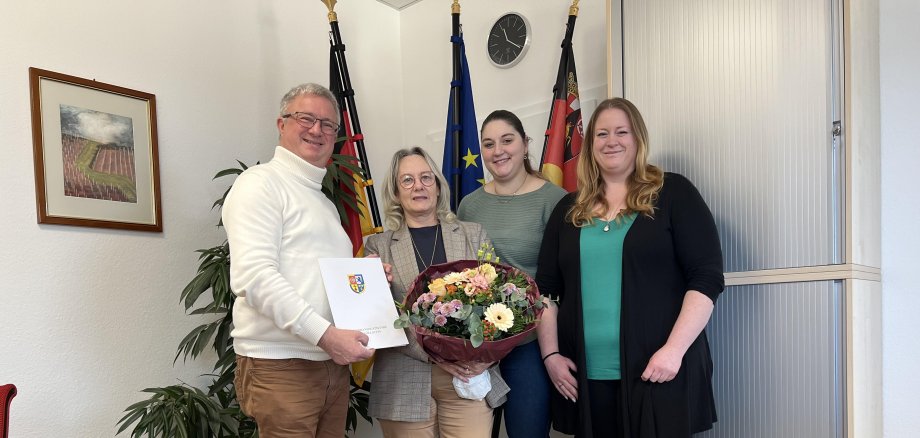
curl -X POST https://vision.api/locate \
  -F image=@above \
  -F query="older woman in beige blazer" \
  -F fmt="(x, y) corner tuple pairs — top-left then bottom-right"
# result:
(365, 147), (508, 438)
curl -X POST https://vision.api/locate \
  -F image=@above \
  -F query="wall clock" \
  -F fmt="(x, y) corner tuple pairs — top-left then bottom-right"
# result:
(487, 12), (531, 68)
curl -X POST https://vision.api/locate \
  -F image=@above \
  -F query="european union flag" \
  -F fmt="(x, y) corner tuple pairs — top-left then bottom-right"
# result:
(443, 34), (483, 212)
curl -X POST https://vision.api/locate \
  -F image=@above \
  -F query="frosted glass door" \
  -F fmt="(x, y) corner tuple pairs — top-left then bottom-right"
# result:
(621, 0), (842, 273)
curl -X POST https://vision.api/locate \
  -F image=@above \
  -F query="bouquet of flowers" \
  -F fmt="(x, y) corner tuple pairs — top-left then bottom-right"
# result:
(394, 244), (544, 363)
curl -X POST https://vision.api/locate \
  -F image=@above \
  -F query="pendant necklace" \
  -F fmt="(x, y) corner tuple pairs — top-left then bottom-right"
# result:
(494, 175), (529, 204)
(410, 223), (440, 269)
(601, 202), (626, 232)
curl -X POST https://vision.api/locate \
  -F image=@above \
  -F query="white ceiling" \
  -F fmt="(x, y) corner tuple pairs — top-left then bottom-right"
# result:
(374, 0), (426, 11)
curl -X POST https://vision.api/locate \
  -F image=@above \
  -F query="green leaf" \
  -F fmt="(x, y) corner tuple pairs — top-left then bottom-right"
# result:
(332, 157), (364, 175)
(208, 368), (235, 395)
(456, 304), (473, 320)
(182, 269), (214, 310)
(470, 334), (484, 348)
(321, 153), (371, 227)
(175, 324), (209, 363)
(116, 407), (147, 434)
(191, 321), (220, 358)
(321, 170), (335, 194)
(339, 194), (361, 215)
(213, 168), (243, 179)
(189, 307), (226, 315)
(394, 313), (410, 329)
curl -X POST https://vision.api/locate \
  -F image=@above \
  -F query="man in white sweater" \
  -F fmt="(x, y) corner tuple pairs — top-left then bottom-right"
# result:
(222, 83), (374, 437)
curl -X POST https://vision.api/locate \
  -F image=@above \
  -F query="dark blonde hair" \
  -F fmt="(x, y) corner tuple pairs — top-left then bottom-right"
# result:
(566, 98), (664, 226)
(380, 147), (457, 230)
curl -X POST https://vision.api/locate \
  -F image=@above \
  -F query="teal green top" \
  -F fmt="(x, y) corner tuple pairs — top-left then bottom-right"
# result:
(458, 181), (567, 278)
(581, 213), (636, 380)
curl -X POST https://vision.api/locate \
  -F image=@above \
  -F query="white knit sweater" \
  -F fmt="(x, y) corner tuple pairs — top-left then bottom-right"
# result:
(222, 146), (352, 360)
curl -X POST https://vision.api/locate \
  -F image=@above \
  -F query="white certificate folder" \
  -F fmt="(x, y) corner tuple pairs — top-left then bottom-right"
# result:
(318, 258), (408, 349)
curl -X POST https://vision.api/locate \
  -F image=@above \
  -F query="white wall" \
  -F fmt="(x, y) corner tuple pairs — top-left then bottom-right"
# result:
(398, 0), (608, 174)
(0, 1), (401, 437)
(880, 0), (920, 436)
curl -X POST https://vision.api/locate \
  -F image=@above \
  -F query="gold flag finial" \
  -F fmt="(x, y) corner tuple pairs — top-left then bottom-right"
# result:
(569, 0), (580, 16)
(452, 0), (460, 14)
(321, 0), (338, 23)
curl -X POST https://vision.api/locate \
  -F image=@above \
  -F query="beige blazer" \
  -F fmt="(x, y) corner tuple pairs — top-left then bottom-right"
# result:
(365, 220), (509, 422)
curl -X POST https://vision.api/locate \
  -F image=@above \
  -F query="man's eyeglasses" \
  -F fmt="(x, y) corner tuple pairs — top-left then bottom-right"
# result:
(399, 172), (437, 189)
(281, 112), (340, 135)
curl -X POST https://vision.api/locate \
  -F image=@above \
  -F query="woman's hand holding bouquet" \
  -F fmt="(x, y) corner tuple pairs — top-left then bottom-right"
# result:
(394, 244), (544, 399)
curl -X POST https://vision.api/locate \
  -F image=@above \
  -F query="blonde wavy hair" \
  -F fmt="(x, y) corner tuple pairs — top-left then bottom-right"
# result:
(567, 98), (664, 226)
(381, 147), (457, 230)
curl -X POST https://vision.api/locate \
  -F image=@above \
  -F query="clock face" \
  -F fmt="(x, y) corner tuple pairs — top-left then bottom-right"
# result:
(488, 13), (530, 68)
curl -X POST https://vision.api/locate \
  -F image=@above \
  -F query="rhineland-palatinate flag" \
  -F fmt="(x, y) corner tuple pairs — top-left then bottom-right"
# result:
(443, 32), (484, 211)
(542, 13), (583, 192)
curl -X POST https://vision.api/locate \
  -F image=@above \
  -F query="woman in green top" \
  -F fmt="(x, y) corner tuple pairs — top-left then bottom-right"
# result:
(536, 98), (723, 437)
(457, 110), (566, 438)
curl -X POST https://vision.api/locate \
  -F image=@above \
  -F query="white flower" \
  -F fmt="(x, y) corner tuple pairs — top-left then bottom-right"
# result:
(483, 303), (514, 332)
(460, 267), (479, 281)
(443, 272), (465, 284)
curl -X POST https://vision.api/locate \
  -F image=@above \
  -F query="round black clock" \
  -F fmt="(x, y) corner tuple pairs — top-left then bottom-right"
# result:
(487, 12), (530, 68)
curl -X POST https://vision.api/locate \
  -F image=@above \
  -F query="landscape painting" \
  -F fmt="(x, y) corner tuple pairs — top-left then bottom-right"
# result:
(30, 67), (162, 232)
(60, 105), (137, 203)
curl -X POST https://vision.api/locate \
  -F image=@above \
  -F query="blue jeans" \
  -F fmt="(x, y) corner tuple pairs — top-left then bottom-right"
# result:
(499, 340), (551, 438)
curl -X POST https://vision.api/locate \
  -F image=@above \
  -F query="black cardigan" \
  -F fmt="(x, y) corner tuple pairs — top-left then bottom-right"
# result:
(536, 172), (724, 438)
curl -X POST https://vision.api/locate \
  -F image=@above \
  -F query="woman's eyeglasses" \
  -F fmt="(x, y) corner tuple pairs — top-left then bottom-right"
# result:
(399, 172), (436, 189)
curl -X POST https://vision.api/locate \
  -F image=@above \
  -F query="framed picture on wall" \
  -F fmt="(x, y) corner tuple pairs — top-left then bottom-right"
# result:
(29, 67), (162, 232)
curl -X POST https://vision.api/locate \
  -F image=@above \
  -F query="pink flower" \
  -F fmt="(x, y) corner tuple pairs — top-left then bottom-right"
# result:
(412, 302), (419, 313)
(434, 314), (448, 326)
(500, 283), (518, 296)
(416, 292), (438, 309)
(469, 274), (490, 290)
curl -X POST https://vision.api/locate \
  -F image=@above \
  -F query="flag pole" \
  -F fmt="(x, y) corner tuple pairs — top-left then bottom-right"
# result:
(540, 0), (579, 169)
(322, 0), (382, 231)
(450, 0), (462, 210)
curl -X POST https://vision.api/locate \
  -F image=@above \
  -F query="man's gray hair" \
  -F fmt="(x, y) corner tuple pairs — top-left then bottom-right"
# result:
(279, 83), (340, 124)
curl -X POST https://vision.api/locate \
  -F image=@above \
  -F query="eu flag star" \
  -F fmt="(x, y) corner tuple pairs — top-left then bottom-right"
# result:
(462, 149), (480, 168)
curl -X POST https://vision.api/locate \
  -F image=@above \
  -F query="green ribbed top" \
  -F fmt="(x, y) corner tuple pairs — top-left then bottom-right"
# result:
(458, 181), (567, 278)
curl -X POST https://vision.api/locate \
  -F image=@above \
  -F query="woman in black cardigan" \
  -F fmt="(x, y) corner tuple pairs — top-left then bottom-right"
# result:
(536, 98), (724, 437)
